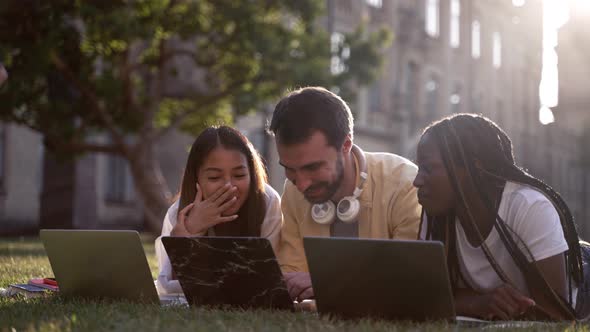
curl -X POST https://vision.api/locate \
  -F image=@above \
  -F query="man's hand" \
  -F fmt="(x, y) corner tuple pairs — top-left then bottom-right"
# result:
(456, 284), (536, 320)
(284, 272), (314, 301)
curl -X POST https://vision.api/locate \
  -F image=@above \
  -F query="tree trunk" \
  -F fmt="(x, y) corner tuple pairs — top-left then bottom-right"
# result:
(127, 145), (172, 235)
(39, 151), (76, 229)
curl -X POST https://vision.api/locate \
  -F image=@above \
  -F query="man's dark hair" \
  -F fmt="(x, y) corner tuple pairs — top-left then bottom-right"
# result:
(267, 86), (354, 148)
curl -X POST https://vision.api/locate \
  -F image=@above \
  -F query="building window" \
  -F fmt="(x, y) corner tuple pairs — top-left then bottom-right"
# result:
(241, 129), (264, 154)
(449, 0), (461, 48)
(106, 154), (130, 203)
(337, 0), (353, 13)
(512, 0), (525, 7)
(450, 0), (461, 48)
(425, 74), (440, 123)
(403, 62), (419, 131)
(449, 83), (461, 113)
(472, 92), (483, 114)
(368, 81), (382, 113)
(472, 20), (481, 59)
(425, 0), (440, 37)
(496, 99), (504, 127)
(366, 0), (382, 8)
(493, 32), (502, 68)
(38, 144), (44, 193)
(561, 159), (568, 191)
(330, 32), (348, 75)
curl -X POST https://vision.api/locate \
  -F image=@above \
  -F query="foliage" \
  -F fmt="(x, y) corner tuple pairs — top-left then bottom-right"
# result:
(0, 0), (391, 157)
(0, 0), (392, 231)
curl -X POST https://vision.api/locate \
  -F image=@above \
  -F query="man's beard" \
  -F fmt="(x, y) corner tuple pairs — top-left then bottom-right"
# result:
(303, 155), (345, 204)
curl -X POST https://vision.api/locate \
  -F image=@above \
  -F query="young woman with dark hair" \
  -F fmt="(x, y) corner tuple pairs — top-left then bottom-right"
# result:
(414, 113), (585, 320)
(155, 126), (282, 295)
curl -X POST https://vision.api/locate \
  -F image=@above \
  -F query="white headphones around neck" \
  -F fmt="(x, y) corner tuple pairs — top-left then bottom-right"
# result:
(311, 145), (368, 225)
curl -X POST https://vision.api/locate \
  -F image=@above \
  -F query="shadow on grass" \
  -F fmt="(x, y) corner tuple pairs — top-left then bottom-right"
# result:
(0, 295), (165, 331)
(0, 247), (48, 257)
(0, 236), (155, 258)
(0, 296), (322, 331)
(0, 295), (575, 331)
(0, 237), (47, 258)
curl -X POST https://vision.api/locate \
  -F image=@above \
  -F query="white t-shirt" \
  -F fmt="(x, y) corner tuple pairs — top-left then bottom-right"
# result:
(456, 181), (569, 295)
(155, 183), (283, 295)
(420, 181), (569, 296)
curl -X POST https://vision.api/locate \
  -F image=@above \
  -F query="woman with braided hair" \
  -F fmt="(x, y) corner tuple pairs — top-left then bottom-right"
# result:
(413, 113), (585, 320)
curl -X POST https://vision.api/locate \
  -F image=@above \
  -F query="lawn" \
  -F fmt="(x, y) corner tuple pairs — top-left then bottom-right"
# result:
(0, 236), (585, 332)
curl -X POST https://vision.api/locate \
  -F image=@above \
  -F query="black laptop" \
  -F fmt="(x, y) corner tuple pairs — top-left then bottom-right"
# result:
(303, 237), (455, 321)
(161, 236), (293, 310)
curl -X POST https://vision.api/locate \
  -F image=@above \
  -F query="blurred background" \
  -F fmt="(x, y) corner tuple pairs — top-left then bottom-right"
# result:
(0, 0), (588, 239)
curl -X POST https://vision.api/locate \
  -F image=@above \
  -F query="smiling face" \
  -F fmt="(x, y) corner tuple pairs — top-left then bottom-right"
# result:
(413, 131), (458, 217)
(277, 131), (345, 204)
(197, 146), (251, 216)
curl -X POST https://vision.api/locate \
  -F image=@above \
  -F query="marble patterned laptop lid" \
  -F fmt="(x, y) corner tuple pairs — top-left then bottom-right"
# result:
(161, 236), (293, 311)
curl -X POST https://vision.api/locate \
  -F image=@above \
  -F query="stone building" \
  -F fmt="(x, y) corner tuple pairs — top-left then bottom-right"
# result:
(0, 122), (193, 234)
(550, 0), (590, 237)
(247, 0), (589, 238)
(259, 0), (545, 193)
(0, 124), (43, 234)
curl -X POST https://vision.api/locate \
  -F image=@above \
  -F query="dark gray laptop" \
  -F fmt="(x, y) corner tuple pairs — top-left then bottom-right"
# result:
(40, 229), (159, 304)
(303, 237), (455, 321)
(162, 236), (294, 310)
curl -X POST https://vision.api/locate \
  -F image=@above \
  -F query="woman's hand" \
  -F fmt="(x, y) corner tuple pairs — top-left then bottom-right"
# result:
(172, 183), (239, 236)
(455, 284), (536, 320)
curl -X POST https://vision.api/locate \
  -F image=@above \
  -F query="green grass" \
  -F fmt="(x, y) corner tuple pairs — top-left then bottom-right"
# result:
(0, 236), (585, 331)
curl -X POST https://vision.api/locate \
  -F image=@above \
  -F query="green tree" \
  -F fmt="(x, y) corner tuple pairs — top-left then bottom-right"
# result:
(0, 0), (391, 233)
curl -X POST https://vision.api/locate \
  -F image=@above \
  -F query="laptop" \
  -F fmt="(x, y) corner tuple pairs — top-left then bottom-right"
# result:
(40, 229), (162, 304)
(303, 237), (456, 321)
(161, 236), (294, 310)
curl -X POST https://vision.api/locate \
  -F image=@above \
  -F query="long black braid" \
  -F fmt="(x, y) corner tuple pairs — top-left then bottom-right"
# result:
(420, 113), (583, 318)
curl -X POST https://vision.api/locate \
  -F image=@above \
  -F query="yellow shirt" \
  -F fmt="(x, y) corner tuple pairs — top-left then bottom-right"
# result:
(278, 152), (421, 272)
